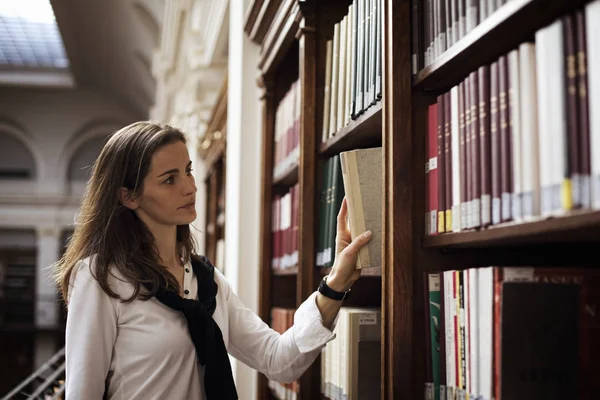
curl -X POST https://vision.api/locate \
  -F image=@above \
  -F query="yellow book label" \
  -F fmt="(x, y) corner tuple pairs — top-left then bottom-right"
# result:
(438, 211), (445, 233)
(445, 210), (452, 232)
(562, 179), (573, 210)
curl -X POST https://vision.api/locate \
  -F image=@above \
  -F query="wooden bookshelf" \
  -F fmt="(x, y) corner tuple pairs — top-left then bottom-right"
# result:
(199, 79), (228, 273)
(413, 0), (600, 399)
(272, 156), (299, 186)
(423, 210), (600, 249)
(319, 102), (382, 156)
(413, 0), (589, 91)
(245, 0), (600, 399)
(272, 265), (298, 276)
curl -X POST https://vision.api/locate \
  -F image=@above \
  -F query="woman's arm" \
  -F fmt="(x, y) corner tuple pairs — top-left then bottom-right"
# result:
(225, 198), (372, 383)
(316, 197), (373, 329)
(226, 286), (335, 383)
(65, 260), (118, 398)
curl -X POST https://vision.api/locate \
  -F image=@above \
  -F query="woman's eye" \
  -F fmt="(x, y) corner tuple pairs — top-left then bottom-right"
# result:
(186, 168), (193, 175)
(164, 176), (175, 184)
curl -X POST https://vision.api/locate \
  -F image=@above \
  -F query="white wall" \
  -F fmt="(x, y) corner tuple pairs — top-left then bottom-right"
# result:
(224, 0), (263, 397)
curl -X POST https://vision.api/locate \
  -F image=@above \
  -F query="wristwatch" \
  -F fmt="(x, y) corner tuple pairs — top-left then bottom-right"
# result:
(318, 275), (351, 301)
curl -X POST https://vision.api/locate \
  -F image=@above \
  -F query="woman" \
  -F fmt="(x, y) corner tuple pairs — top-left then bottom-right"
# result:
(54, 121), (372, 400)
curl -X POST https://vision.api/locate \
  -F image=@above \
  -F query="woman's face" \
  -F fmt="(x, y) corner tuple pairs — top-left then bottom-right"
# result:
(128, 140), (197, 227)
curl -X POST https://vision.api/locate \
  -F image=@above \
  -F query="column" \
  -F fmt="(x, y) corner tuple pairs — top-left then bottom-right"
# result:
(35, 227), (61, 329)
(226, 0), (263, 393)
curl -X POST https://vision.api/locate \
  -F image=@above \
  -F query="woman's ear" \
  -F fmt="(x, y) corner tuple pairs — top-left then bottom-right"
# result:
(119, 187), (139, 210)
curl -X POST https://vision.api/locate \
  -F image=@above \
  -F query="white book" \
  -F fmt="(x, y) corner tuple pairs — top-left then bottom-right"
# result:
(468, 269), (479, 399)
(546, 20), (568, 216)
(535, 27), (553, 218)
(444, 271), (456, 395)
(329, 23), (340, 137)
(451, 86), (462, 232)
(478, 267), (494, 400)
(586, 0), (600, 209)
(345, 5), (354, 126)
(508, 49), (523, 222)
(519, 42), (540, 220)
(337, 16), (348, 133)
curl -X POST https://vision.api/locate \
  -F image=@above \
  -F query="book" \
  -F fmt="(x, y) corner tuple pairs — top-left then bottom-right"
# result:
(340, 147), (382, 269)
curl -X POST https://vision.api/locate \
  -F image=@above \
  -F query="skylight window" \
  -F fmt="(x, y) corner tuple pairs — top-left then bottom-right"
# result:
(0, 0), (70, 69)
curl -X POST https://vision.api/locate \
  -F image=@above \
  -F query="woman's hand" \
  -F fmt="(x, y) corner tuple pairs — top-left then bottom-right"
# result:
(325, 197), (373, 293)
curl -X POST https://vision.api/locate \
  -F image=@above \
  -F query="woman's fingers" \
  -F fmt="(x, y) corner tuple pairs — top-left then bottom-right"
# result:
(337, 197), (349, 235)
(342, 230), (372, 257)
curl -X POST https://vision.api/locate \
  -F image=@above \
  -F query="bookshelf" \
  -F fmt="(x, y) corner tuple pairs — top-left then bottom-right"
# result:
(198, 79), (228, 273)
(246, 0), (600, 399)
(415, 0), (600, 399)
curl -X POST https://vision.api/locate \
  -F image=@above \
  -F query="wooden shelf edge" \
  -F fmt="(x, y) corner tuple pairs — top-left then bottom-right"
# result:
(319, 102), (383, 156)
(272, 152), (299, 186)
(319, 265), (382, 277)
(272, 266), (298, 276)
(413, 0), (589, 90)
(423, 209), (600, 249)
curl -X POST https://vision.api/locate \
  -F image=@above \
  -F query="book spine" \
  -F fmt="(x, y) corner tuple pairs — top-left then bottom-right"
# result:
(479, 65), (492, 227)
(490, 61), (502, 225)
(509, 49), (523, 222)
(465, 76), (473, 229)
(460, 82), (468, 231)
(445, 92), (453, 232)
(585, 1), (600, 208)
(438, 95), (446, 233)
(519, 42), (541, 220)
(451, 86), (462, 233)
(576, 10), (591, 208)
(499, 55), (513, 222)
(470, 71), (481, 229)
(563, 14), (582, 210)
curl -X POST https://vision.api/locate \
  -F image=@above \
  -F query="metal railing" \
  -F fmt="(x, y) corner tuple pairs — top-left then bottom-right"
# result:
(1, 347), (65, 400)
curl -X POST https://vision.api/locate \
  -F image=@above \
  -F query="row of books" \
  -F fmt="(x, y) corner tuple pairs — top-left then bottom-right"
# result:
(274, 79), (300, 178)
(425, 5), (600, 235)
(271, 183), (299, 272)
(268, 307), (298, 400)
(321, 0), (382, 144)
(316, 155), (344, 269)
(322, 307), (381, 400)
(316, 147), (382, 270)
(416, 0), (517, 72)
(425, 267), (600, 400)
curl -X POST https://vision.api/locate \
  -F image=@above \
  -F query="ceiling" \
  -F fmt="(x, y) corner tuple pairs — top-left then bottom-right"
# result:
(49, 0), (164, 118)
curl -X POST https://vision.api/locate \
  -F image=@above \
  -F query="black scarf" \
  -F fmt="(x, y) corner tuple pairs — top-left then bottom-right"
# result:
(153, 255), (238, 400)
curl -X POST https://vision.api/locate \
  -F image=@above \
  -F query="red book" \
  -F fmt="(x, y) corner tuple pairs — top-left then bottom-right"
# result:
(428, 103), (439, 235)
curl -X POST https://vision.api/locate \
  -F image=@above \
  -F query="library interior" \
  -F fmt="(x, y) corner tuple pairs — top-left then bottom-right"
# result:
(1, 0), (599, 399)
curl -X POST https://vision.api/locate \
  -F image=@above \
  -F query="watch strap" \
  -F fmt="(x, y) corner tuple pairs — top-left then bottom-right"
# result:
(318, 275), (350, 301)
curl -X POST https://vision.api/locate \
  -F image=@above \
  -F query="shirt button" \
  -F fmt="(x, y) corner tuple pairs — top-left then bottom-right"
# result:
(185, 268), (190, 273)
(184, 289), (189, 295)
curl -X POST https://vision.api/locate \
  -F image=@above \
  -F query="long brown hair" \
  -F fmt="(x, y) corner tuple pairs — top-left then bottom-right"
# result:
(54, 121), (198, 303)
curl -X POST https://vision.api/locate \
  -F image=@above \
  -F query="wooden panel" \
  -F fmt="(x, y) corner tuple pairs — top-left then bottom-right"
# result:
(413, 0), (588, 91)
(319, 103), (383, 157)
(258, 0), (301, 75)
(296, 3), (319, 399)
(257, 74), (276, 400)
(382, 1), (413, 400)
(272, 157), (299, 187)
(244, 0), (283, 44)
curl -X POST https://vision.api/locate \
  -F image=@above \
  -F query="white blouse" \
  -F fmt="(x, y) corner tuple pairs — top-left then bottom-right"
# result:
(65, 256), (336, 400)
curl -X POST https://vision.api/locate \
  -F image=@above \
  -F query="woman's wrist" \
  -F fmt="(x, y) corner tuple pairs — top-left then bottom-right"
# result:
(325, 273), (353, 293)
